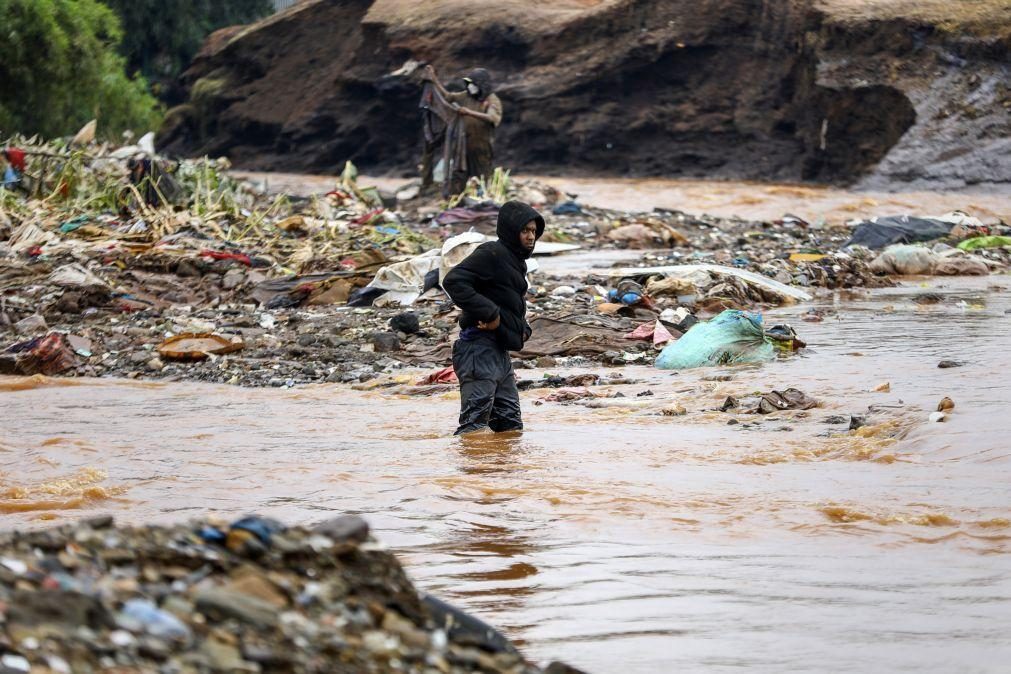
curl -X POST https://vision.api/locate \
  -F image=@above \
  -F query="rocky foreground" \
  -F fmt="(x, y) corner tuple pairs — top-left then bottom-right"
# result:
(0, 514), (583, 673)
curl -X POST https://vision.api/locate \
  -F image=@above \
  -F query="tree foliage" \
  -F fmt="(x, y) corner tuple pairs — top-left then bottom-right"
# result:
(0, 0), (162, 139)
(102, 0), (273, 100)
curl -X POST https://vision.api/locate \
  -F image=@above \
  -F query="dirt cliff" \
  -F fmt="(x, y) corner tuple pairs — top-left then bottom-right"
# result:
(157, 0), (1010, 189)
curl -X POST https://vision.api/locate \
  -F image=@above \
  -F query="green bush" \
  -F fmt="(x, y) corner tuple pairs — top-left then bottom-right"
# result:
(0, 0), (162, 139)
(103, 0), (273, 99)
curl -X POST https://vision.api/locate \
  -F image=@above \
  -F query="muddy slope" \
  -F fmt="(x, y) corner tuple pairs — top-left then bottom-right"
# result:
(157, 0), (1010, 188)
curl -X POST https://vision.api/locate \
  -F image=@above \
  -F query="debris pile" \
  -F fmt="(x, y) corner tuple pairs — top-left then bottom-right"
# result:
(1, 131), (1005, 387)
(0, 514), (580, 673)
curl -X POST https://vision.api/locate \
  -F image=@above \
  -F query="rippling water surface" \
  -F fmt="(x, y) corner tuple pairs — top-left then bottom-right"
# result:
(2, 276), (1010, 672)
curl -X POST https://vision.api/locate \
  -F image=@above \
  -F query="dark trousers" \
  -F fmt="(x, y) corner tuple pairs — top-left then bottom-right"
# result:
(452, 337), (522, 435)
(450, 140), (494, 195)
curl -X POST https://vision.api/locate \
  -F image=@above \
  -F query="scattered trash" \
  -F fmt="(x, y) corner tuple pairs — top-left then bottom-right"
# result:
(416, 365), (456, 385)
(928, 411), (948, 423)
(844, 215), (954, 249)
(612, 264), (812, 304)
(157, 334), (244, 360)
(607, 279), (649, 307)
(551, 200), (582, 215)
(655, 310), (786, 369)
(870, 244), (990, 276)
(624, 320), (675, 346)
(873, 382), (891, 393)
(390, 312), (421, 334)
(13, 314), (47, 336)
(3, 333), (79, 375)
(956, 236), (1011, 251)
(756, 388), (818, 414)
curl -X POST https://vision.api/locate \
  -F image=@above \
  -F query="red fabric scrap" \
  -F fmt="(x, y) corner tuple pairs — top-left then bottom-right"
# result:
(350, 208), (385, 227)
(200, 250), (252, 266)
(4, 147), (26, 171)
(416, 366), (457, 385)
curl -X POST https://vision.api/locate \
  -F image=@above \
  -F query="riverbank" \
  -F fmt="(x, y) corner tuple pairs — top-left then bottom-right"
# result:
(4, 158), (1008, 388)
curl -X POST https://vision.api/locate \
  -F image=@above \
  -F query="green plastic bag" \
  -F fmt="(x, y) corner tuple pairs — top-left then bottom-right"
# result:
(655, 309), (775, 369)
(957, 236), (1011, 251)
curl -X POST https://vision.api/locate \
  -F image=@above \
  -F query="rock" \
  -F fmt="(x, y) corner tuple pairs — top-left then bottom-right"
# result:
(389, 312), (420, 334)
(873, 382), (890, 393)
(937, 397), (954, 412)
(54, 291), (82, 314)
(371, 332), (400, 353)
(175, 259), (202, 277)
(130, 350), (150, 364)
(937, 360), (964, 368)
(81, 514), (114, 529)
(296, 334), (316, 347)
(720, 396), (739, 411)
(551, 285), (576, 297)
(226, 566), (288, 609)
(221, 268), (246, 290)
(14, 314), (47, 335)
(147, 357), (164, 372)
(848, 415), (867, 430)
(546, 662), (591, 674)
(314, 515), (370, 544)
(9, 589), (112, 630)
(201, 635), (254, 672)
(534, 356), (557, 368)
(194, 588), (280, 629)
(661, 404), (687, 416)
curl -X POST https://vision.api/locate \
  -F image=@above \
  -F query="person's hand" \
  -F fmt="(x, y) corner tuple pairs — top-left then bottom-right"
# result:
(457, 106), (470, 116)
(477, 315), (500, 331)
(421, 65), (436, 82)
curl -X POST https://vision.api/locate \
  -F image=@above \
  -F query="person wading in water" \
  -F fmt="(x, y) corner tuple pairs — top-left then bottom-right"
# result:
(442, 201), (544, 435)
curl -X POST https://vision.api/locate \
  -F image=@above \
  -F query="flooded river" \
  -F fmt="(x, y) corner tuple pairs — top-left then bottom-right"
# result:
(234, 171), (1010, 226)
(3, 271), (1009, 672)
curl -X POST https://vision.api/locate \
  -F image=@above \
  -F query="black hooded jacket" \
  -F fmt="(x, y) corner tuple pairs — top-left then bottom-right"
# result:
(443, 201), (545, 352)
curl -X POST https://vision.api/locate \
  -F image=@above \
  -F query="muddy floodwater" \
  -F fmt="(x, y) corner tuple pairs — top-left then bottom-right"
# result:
(235, 171), (1011, 226)
(4, 269), (1010, 672)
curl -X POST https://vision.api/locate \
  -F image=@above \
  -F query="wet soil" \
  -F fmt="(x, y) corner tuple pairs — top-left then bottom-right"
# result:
(159, 0), (1011, 189)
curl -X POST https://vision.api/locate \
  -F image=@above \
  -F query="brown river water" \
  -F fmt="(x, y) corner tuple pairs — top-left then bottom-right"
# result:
(3, 178), (1011, 672)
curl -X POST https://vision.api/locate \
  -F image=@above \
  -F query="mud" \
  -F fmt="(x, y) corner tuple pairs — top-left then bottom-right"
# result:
(158, 0), (1010, 189)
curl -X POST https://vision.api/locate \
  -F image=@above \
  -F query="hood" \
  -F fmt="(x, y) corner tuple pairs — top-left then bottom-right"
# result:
(464, 68), (493, 99)
(496, 200), (544, 260)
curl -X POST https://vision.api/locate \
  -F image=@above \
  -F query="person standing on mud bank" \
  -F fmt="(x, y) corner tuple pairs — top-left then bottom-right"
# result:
(420, 65), (502, 194)
(443, 201), (544, 435)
